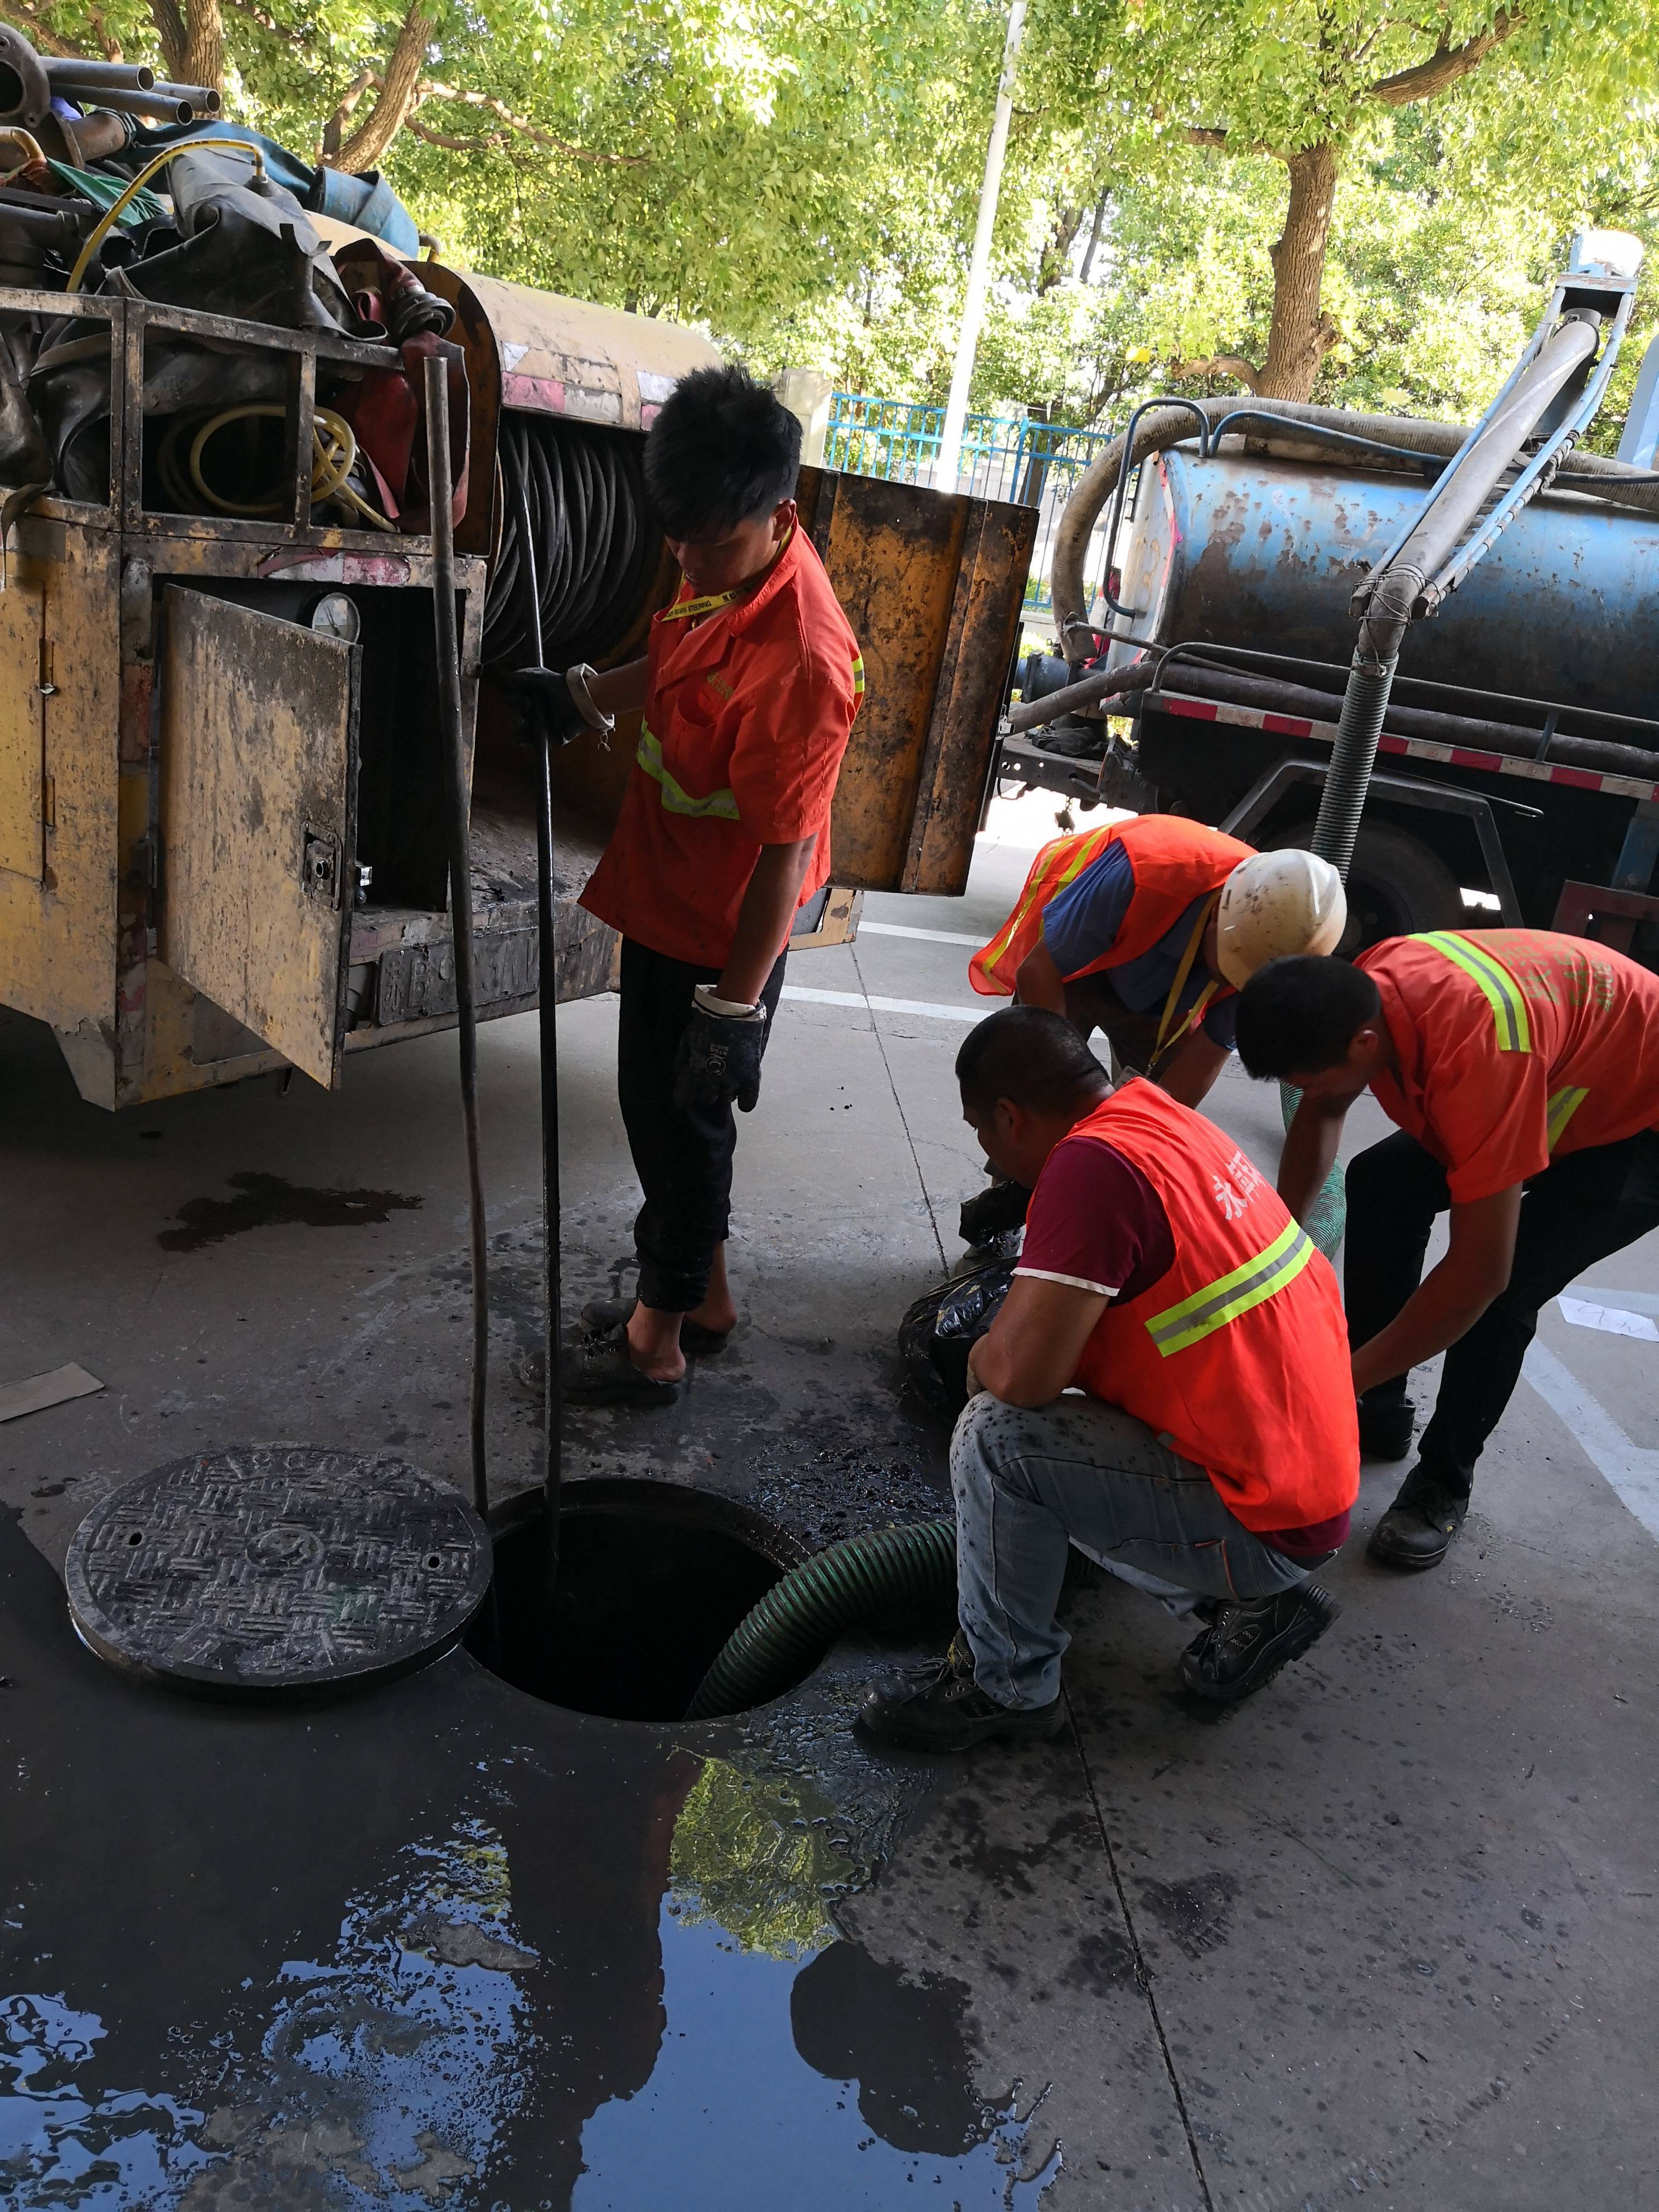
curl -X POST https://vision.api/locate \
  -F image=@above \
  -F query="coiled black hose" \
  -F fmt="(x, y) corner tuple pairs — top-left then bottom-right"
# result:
(686, 1519), (957, 1720)
(483, 411), (659, 670)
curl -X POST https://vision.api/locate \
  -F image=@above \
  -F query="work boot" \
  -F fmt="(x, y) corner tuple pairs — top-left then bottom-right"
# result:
(578, 1298), (732, 1356)
(1180, 1583), (1340, 1704)
(558, 1324), (680, 1408)
(1367, 1467), (1468, 1571)
(858, 1637), (1067, 1752)
(1358, 1393), (1415, 1462)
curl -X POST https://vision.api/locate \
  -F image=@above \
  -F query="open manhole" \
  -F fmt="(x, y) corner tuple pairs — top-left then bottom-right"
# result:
(471, 1478), (812, 1723)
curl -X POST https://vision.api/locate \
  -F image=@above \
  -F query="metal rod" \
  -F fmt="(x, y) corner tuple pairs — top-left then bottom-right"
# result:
(66, 88), (195, 124)
(150, 79), (221, 113)
(42, 57), (157, 89)
(424, 352), (490, 1522)
(507, 432), (563, 1580)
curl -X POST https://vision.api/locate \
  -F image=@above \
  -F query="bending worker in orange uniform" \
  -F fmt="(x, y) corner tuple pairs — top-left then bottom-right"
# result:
(1237, 930), (1659, 1571)
(515, 366), (862, 1407)
(862, 1008), (1359, 1751)
(969, 815), (1346, 1109)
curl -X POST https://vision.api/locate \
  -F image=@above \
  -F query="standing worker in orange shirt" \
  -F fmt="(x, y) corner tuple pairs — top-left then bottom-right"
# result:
(518, 366), (863, 1406)
(1236, 930), (1659, 1570)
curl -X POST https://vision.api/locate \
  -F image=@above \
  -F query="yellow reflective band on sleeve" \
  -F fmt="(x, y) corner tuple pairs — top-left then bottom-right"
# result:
(1547, 1085), (1589, 1150)
(636, 725), (740, 821)
(1417, 932), (1531, 1053)
(1144, 1219), (1316, 1358)
(852, 652), (866, 697)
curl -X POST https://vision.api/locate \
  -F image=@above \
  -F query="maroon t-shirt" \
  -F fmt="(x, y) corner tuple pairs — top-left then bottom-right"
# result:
(1016, 1134), (1350, 1559)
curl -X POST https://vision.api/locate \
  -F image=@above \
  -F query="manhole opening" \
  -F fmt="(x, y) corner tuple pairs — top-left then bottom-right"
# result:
(470, 1478), (810, 1723)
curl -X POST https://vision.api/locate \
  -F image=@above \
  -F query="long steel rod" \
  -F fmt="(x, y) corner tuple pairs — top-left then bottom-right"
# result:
(507, 438), (563, 1578)
(424, 353), (489, 1521)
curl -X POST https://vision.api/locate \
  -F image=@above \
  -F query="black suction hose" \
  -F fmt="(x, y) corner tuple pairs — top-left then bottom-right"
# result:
(425, 354), (491, 1524)
(686, 1519), (957, 1720)
(508, 453), (564, 1582)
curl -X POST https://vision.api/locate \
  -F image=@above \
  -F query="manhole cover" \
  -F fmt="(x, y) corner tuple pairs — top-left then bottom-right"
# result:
(64, 1445), (492, 1701)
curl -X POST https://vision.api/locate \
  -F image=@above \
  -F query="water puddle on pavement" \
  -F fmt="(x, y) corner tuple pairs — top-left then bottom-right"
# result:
(3, 1736), (1063, 2209)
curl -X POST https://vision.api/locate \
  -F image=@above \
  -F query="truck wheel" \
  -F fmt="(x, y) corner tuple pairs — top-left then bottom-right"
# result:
(1272, 821), (1464, 955)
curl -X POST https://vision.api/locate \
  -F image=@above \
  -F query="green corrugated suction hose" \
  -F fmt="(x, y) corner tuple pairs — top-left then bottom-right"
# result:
(686, 1518), (957, 1720)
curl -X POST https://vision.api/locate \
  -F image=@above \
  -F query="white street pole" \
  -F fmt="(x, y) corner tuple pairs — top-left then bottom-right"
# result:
(935, 0), (1027, 494)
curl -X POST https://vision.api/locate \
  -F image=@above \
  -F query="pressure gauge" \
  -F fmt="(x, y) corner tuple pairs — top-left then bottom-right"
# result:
(308, 591), (361, 644)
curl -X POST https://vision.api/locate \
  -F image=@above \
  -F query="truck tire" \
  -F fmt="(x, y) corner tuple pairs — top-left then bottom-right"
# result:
(1271, 820), (1464, 955)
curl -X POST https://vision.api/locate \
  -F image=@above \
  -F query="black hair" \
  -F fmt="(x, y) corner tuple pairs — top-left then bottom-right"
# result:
(1235, 955), (1382, 1078)
(955, 1007), (1110, 1120)
(642, 364), (802, 540)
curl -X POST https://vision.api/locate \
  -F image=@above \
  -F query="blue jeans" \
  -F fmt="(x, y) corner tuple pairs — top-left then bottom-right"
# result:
(953, 1391), (1319, 1710)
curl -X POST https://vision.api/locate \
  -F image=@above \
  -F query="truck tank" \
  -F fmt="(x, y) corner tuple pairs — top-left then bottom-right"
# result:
(1110, 449), (1659, 724)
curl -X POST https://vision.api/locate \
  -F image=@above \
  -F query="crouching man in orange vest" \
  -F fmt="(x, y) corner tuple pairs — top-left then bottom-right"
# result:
(861, 1008), (1359, 1752)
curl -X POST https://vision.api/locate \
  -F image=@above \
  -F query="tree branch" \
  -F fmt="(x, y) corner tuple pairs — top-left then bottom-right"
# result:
(0, 0), (85, 56)
(224, 0), (307, 48)
(1181, 124), (1230, 147)
(1169, 354), (1264, 392)
(414, 77), (647, 164)
(332, 3), (435, 175)
(320, 66), (373, 162)
(1371, 8), (1523, 105)
(148, 0), (187, 80)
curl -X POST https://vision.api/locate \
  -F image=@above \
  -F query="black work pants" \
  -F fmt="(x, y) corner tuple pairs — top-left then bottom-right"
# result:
(615, 938), (787, 1313)
(1345, 1126), (1659, 1499)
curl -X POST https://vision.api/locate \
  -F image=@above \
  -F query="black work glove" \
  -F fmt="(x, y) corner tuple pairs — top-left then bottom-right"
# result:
(958, 1178), (1032, 1248)
(505, 666), (593, 751)
(672, 989), (770, 1114)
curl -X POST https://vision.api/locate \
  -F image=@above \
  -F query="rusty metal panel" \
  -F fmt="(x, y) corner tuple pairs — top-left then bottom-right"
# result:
(903, 496), (1037, 894)
(0, 585), (43, 881)
(0, 523), (120, 1052)
(808, 470), (966, 892)
(806, 469), (1033, 895)
(158, 589), (358, 1088)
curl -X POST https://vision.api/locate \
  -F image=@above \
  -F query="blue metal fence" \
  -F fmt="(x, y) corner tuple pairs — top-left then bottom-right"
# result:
(823, 393), (1117, 616)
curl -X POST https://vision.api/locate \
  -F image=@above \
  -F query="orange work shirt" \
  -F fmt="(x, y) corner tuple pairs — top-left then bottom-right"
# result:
(580, 528), (862, 968)
(1357, 930), (1659, 1202)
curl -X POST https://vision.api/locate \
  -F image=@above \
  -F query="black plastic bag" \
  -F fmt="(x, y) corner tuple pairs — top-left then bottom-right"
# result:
(898, 1254), (1015, 1416)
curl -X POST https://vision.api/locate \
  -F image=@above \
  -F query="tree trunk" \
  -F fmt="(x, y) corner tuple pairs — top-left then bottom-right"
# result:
(331, 2), (435, 174)
(1258, 142), (1341, 402)
(147, 0), (221, 90)
(182, 0), (223, 93)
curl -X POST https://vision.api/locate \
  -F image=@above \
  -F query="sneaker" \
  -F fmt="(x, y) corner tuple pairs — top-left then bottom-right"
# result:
(1180, 1583), (1340, 1703)
(1358, 1395), (1415, 1462)
(558, 1323), (681, 1408)
(858, 1637), (1067, 1752)
(1367, 1468), (1468, 1571)
(579, 1297), (732, 1356)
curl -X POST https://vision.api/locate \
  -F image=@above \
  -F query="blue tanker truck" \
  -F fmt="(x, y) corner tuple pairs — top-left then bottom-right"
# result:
(1003, 230), (1659, 968)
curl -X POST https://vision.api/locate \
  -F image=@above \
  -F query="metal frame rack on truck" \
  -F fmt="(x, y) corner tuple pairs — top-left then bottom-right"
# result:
(1007, 231), (1659, 968)
(0, 162), (1034, 1109)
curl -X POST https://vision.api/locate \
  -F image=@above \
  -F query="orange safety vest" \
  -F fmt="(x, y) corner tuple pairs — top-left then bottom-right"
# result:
(1060, 1080), (1359, 1534)
(968, 815), (1256, 997)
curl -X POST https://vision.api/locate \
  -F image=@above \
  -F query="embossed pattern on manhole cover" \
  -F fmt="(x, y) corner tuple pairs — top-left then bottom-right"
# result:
(64, 1445), (492, 1700)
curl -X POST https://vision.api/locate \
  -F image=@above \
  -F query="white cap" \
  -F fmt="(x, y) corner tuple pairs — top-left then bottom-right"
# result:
(1214, 848), (1347, 988)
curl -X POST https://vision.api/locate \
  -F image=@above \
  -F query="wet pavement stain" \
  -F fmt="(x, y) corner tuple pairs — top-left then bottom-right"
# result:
(0, 1508), (1066, 2210)
(158, 1173), (423, 1251)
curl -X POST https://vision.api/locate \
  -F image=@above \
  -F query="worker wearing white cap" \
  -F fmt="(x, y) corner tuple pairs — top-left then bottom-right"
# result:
(968, 815), (1346, 1110)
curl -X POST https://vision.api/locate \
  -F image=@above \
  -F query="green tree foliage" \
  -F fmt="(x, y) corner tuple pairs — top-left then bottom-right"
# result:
(667, 1759), (847, 1960)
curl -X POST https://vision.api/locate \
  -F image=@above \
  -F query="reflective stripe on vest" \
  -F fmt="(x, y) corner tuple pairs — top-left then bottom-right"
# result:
(852, 652), (866, 697)
(1418, 931), (1531, 1052)
(1144, 1217), (1316, 1358)
(636, 725), (740, 821)
(1548, 1084), (1589, 1150)
(969, 827), (1118, 992)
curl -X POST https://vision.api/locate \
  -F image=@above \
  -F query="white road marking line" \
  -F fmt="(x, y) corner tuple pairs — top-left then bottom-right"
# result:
(1521, 1341), (1659, 1541)
(780, 985), (981, 1025)
(1569, 1283), (1659, 1321)
(856, 920), (984, 947)
(1559, 1295), (1659, 1342)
